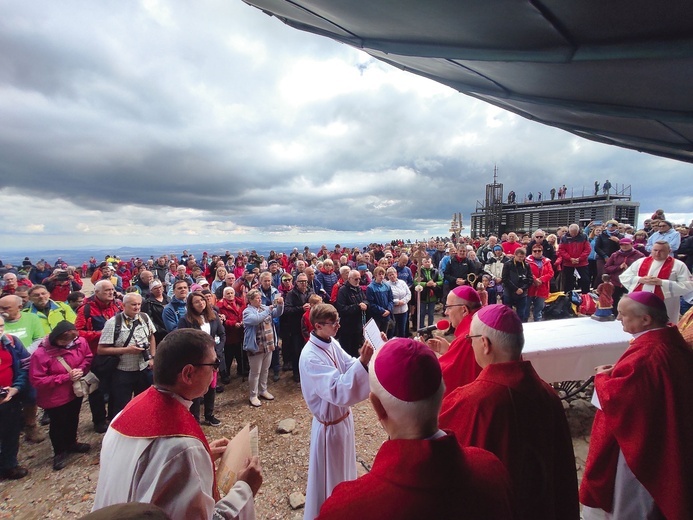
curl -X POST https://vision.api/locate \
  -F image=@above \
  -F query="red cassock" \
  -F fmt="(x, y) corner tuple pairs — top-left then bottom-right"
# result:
(438, 313), (482, 397)
(439, 361), (579, 520)
(316, 432), (515, 520)
(580, 326), (693, 519)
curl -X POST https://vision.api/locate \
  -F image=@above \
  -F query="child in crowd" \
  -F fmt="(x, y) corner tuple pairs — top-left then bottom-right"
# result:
(302, 294), (324, 341)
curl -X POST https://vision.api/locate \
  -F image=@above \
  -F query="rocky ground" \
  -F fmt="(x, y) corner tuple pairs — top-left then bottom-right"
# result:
(0, 361), (596, 520)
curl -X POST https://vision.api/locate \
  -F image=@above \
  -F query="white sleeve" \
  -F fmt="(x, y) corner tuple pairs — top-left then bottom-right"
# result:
(303, 347), (370, 408)
(619, 261), (640, 292)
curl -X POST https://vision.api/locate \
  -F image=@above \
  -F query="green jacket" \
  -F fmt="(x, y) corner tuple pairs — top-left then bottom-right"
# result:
(23, 300), (76, 335)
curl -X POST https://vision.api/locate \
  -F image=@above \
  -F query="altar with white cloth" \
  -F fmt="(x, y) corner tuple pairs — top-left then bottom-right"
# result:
(521, 317), (631, 384)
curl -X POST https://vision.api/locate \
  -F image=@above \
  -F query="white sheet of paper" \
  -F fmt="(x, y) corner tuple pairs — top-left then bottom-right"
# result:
(215, 423), (259, 495)
(363, 318), (385, 351)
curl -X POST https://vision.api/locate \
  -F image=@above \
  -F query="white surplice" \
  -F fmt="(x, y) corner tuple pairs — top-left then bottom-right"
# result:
(298, 333), (370, 520)
(620, 256), (693, 323)
(92, 392), (255, 520)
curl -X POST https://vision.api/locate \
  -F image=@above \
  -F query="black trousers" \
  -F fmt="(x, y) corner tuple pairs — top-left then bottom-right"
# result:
(290, 332), (306, 377)
(338, 332), (363, 358)
(223, 341), (248, 376)
(46, 397), (83, 455)
(562, 266), (591, 294)
(88, 387), (112, 425)
(111, 369), (151, 417)
(190, 386), (215, 421)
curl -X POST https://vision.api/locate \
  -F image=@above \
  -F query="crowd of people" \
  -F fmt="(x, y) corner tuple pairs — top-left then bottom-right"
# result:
(1, 211), (692, 519)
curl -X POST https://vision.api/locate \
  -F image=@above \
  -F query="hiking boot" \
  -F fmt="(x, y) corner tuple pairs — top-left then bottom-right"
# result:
(1, 466), (28, 480)
(204, 415), (222, 427)
(68, 442), (91, 453)
(93, 420), (109, 434)
(53, 453), (69, 471)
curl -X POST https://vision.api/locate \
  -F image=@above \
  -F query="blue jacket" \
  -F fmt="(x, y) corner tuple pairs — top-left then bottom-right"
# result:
(366, 281), (394, 318)
(162, 297), (188, 332)
(242, 304), (283, 353)
(1, 334), (30, 395)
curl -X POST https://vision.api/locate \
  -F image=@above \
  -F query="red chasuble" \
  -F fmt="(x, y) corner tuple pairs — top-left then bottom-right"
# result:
(316, 433), (514, 520)
(437, 313), (482, 397)
(111, 386), (221, 501)
(580, 326), (693, 519)
(439, 361), (579, 520)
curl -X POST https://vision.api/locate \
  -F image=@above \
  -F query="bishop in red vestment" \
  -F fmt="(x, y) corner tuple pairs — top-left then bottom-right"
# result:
(318, 337), (514, 520)
(580, 293), (693, 519)
(439, 305), (579, 520)
(427, 285), (482, 396)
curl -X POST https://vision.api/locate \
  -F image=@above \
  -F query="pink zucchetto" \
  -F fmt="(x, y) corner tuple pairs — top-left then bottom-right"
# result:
(451, 285), (481, 304)
(476, 304), (523, 334)
(627, 291), (667, 312)
(373, 338), (441, 402)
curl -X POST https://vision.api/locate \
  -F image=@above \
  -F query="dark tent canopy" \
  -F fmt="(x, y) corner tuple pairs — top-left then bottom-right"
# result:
(242, 0), (693, 163)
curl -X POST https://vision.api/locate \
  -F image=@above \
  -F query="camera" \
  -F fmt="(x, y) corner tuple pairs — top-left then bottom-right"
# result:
(0, 388), (9, 400)
(137, 341), (151, 361)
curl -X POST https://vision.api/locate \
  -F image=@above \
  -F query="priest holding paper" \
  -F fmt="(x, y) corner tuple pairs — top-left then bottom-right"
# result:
(92, 328), (262, 520)
(299, 303), (375, 520)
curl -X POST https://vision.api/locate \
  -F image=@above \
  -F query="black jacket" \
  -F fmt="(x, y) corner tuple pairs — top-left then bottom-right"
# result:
(335, 283), (368, 331)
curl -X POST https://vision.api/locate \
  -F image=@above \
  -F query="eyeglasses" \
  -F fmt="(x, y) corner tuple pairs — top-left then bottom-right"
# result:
(465, 334), (482, 340)
(193, 358), (221, 370)
(532, 250), (543, 253)
(296, 280), (308, 284)
(534, 235), (544, 239)
(319, 319), (340, 327)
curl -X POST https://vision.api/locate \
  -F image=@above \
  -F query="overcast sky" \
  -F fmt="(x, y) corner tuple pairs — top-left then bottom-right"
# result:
(1, 0), (691, 252)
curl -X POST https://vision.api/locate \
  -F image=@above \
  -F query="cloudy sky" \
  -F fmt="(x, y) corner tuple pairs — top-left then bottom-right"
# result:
(1, 0), (691, 253)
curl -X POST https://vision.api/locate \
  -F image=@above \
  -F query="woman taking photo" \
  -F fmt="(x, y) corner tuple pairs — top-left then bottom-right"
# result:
(29, 321), (92, 470)
(242, 289), (283, 407)
(177, 291), (225, 426)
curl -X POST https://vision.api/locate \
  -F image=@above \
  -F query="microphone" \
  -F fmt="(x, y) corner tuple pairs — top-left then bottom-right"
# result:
(415, 319), (450, 335)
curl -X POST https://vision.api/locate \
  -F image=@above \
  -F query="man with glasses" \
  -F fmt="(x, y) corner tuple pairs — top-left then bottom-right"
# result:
(298, 303), (374, 520)
(427, 286), (482, 396)
(439, 305), (579, 520)
(93, 328), (262, 519)
(75, 280), (123, 433)
(284, 273), (314, 383)
(530, 229), (556, 264)
(645, 220), (681, 255)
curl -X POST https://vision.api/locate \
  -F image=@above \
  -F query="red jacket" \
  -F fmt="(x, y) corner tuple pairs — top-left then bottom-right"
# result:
(74, 296), (123, 354)
(558, 233), (591, 267)
(527, 256), (554, 298)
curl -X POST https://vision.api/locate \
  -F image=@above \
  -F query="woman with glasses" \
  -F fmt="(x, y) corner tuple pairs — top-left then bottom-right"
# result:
(242, 289), (283, 407)
(176, 292), (225, 426)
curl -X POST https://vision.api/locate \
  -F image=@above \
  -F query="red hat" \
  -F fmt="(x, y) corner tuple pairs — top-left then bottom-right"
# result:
(451, 285), (481, 304)
(373, 338), (441, 402)
(476, 304), (523, 334)
(628, 291), (666, 312)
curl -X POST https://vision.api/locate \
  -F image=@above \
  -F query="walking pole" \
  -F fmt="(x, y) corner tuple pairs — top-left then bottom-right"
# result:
(415, 284), (423, 332)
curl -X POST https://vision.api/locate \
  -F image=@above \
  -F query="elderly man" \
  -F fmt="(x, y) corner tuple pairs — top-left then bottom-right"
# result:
(439, 305), (579, 520)
(141, 279), (169, 346)
(0, 315), (31, 479)
(427, 286), (482, 396)
(620, 240), (693, 323)
(318, 338), (514, 520)
(98, 293), (156, 417)
(75, 280), (123, 433)
(0, 295), (46, 444)
(24, 284), (76, 335)
(559, 223), (592, 294)
(645, 219), (681, 254)
(1, 273), (19, 297)
(0, 295), (44, 347)
(580, 293), (693, 519)
(442, 247), (479, 291)
(335, 270), (369, 357)
(131, 270), (154, 298)
(93, 329), (262, 519)
(603, 237), (645, 311)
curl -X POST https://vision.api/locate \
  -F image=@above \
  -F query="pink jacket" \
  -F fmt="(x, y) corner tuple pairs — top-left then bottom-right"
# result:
(29, 337), (93, 409)
(527, 256), (554, 298)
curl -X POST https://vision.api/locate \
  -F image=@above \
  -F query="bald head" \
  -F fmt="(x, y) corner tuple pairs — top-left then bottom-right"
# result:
(0, 295), (23, 320)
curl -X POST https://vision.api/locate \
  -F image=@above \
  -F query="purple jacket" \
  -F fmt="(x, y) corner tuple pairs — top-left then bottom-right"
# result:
(29, 337), (93, 409)
(603, 248), (645, 287)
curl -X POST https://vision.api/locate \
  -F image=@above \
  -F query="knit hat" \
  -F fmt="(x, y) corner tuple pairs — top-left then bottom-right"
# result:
(476, 304), (523, 334)
(372, 338), (441, 402)
(49, 321), (77, 345)
(451, 285), (481, 304)
(493, 245), (503, 252)
(628, 291), (666, 312)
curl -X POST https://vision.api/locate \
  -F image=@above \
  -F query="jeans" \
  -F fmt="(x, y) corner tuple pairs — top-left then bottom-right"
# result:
(504, 292), (528, 322)
(248, 351), (273, 398)
(392, 312), (408, 338)
(527, 296), (546, 322)
(46, 397), (83, 455)
(419, 302), (436, 329)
